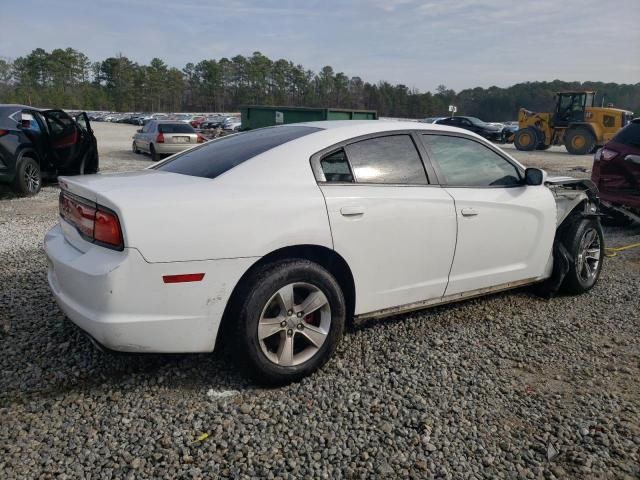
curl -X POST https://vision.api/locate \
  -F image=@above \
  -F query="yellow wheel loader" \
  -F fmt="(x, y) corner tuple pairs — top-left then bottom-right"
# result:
(514, 91), (634, 155)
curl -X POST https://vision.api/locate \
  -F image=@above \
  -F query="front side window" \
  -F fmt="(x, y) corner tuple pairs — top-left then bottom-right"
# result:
(423, 135), (521, 187)
(345, 135), (428, 184)
(154, 125), (321, 179)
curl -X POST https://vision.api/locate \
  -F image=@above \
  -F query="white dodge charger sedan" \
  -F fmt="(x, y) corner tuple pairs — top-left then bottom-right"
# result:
(45, 121), (603, 383)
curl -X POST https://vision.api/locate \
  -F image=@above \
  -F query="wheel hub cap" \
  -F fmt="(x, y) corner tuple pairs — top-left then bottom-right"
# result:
(577, 228), (601, 282)
(258, 282), (331, 367)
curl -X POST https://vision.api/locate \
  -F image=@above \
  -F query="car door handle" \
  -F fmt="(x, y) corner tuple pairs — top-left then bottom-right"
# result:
(461, 208), (478, 217)
(340, 206), (365, 216)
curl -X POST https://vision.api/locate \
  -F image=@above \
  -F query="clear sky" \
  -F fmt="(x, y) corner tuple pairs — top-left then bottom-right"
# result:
(1, 0), (638, 92)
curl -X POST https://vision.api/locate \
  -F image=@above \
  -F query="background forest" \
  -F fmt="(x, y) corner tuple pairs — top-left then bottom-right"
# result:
(1, 48), (638, 120)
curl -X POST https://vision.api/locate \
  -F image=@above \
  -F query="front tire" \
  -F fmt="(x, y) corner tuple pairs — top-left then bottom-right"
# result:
(132, 141), (140, 154)
(559, 217), (604, 294)
(564, 127), (596, 155)
(514, 128), (538, 151)
(13, 157), (41, 196)
(233, 259), (346, 384)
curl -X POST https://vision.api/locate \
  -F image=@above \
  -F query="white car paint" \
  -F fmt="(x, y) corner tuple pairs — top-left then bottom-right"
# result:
(443, 184), (556, 295)
(45, 120), (575, 353)
(321, 184), (457, 314)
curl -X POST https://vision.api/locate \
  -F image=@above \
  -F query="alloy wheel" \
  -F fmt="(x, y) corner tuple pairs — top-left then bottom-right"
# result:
(258, 282), (331, 366)
(576, 228), (601, 283)
(24, 164), (40, 193)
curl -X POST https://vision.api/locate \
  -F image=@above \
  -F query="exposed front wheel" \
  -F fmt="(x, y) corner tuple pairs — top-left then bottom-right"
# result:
(559, 218), (604, 294)
(234, 259), (345, 384)
(132, 141), (141, 154)
(13, 157), (41, 196)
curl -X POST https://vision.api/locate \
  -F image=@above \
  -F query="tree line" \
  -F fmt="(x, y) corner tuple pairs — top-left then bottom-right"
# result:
(1, 48), (638, 121)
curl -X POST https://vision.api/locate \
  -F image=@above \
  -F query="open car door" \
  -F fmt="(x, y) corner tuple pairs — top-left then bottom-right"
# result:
(42, 110), (99, 175)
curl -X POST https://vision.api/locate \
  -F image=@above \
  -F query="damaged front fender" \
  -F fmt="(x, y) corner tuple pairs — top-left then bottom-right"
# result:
(546, 176), (601, 227)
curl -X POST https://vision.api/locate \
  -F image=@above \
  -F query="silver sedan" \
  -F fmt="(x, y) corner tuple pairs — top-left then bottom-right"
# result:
(132, 120), (204, 161)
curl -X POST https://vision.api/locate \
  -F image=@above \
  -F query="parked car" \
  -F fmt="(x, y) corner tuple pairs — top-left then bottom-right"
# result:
(190, 116), (206, 128)
(132, 120), (205, 161)
(45, 121), (603, 383)
(200, 116), (232, 130)
(592, 118), (640, 221)
(0, 104), (98, 195)
(223, 118), (241, 131)
(421, 117), (445, 124)
(435, 116), (505, 142)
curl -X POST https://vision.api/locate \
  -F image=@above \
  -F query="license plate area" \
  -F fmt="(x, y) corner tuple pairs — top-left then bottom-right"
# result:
(173, 136), (190, 143)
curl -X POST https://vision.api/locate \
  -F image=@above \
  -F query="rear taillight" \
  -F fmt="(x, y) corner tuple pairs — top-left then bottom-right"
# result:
(94, 210), (122, 247)
(197, 134), (205, 143)
(600, 148), (618, 161)
(0, 129), (7, 137)
(156, 132), (165, 143)
(59, 191), (123, 250)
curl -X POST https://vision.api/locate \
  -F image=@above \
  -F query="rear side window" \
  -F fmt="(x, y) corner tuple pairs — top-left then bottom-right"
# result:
(320, 150), (354, 183)
(154, 126), (321, 179)
(345, 135), (428, 184)
(612, 121), (640, 146)
(423, 135), (521, 187)
(159, 123), (195, 134)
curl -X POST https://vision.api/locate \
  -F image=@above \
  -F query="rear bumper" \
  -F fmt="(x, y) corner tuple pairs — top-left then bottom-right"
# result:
(44, 223), (256, 353)
(155, 143), (195, 155)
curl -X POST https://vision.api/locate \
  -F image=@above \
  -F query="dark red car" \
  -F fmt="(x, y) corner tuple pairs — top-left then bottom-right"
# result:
(592, 118), (640, 220)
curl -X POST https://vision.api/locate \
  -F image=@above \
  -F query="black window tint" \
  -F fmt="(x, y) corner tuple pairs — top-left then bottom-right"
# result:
(320, 149), (353, 182)
(423, 135), (521, 187)
(346, 135), (427, 184)
(44, 110), (74, 137)
(158, 123), (195, 134)
(612, 121), (640, 146)
(154, 126), (321, 179)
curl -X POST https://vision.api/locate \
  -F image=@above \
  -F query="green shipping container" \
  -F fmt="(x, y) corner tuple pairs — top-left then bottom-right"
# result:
(241, 105), (377, 130)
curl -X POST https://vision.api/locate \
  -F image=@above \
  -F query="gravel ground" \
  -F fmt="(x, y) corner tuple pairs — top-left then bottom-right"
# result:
(1, 122), (639, 479)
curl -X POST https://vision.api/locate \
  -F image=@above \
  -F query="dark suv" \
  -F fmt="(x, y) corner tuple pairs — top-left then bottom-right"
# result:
(0, 104), (98, 195)
(592, 118), (640, 217)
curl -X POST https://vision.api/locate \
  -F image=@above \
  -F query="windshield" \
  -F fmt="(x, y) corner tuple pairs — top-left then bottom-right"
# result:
(467, 117), (487, 126)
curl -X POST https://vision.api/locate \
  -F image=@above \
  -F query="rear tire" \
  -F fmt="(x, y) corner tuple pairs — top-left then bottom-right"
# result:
(13, 156), (41, 196)
(559, 217), (604, 294)
(232, 259), (346, 385)
(564, 127), (596, 155)
(149, 144), (158, 162)
(514, 128), (538, 151)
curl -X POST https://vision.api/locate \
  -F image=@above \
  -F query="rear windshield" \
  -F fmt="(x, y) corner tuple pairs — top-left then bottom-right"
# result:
(153, 125), (321, 179)
(159, 123), (195, 134)
(612, 121), (640, 146)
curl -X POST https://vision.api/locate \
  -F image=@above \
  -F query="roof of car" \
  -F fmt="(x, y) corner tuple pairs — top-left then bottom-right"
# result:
(294, 119), (470, 136)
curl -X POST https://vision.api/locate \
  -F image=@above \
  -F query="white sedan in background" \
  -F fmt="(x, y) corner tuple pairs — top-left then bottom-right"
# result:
(45, 121), (603, 383)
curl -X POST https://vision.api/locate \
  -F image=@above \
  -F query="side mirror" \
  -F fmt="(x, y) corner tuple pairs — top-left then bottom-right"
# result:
(524, 167), (546, 186)
(136, 128), (143, 133)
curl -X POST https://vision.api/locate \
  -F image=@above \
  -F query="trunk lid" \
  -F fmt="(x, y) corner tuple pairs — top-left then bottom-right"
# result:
(57, 171), (214, 253)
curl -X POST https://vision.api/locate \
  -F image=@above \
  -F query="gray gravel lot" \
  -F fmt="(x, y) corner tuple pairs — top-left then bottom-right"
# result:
(1, 122), (639, 479)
